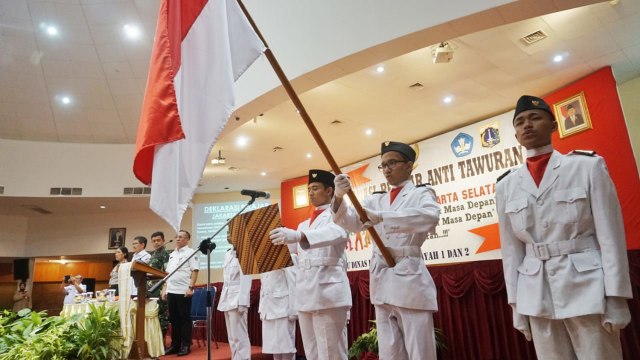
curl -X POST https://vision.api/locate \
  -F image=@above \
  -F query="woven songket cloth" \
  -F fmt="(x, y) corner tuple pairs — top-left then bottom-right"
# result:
(228, 203), (292, 275)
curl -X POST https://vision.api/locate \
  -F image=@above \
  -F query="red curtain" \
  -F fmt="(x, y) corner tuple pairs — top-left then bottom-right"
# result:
(208, 250), (640, 359)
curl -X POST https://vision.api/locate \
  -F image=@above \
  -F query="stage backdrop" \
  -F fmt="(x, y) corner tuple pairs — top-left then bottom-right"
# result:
(281, 66), (640, 270)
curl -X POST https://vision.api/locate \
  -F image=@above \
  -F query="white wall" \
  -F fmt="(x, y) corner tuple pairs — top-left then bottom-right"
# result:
(618, 75), (640, 173)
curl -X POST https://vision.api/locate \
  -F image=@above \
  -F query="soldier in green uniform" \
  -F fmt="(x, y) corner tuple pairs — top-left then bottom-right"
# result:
(148, 231), (171, 335)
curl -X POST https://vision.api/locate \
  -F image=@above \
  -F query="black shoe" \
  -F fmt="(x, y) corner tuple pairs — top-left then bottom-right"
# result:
(165, 345), (180, 355)
(177, 346), (191, 356)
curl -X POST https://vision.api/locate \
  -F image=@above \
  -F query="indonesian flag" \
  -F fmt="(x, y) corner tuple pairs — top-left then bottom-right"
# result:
(134, 0), (265, 231)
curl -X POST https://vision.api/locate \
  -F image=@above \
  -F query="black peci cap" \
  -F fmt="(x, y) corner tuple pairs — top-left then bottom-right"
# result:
(308, 169), (335, 188)
(513, 95), (555, 122)
(381, 141), (416, 162)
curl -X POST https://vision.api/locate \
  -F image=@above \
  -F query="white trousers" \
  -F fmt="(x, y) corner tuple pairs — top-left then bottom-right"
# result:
(375, 304), (436, 360)
(224, 310), (251, 360)
(298, 307), (349, 360)
(529, 314), (623, 360)
(261, 316), (296, 355)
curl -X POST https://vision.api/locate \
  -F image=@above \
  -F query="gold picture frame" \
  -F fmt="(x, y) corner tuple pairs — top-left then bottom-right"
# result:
(553, 91), (593, 138)
(292, 184), (309, 209)
(108, 228), (126, 249)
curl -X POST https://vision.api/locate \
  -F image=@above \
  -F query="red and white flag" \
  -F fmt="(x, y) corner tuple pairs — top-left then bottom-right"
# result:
(134, 0), (265, 231)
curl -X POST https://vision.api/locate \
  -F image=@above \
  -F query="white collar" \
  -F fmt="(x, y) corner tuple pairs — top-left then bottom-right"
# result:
(526, 144), (554, 158)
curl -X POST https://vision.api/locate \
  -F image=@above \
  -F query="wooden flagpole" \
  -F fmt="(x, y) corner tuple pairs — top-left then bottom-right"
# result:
(236, 0), (395, 267)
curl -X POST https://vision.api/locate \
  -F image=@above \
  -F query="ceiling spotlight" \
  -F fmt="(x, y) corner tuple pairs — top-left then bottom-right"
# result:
(433, 42), (454, 64)
(260, 171), (267, 176)
(46, 26), (58, 36)
(443, 96), (453, 104)
(306, 153), (312, 159)
(365, 128), (373, 136)
(99, 205), (106, 209)
(123, 24), (141, 40)
(61, 96), (71, 105)
(236, 135), (249, 147)
(553, 54), (564, 63)
(211, 150), (226, 165)
(376, 65), (385, 73)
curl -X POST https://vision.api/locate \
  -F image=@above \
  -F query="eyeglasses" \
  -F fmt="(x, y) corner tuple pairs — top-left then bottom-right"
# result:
(377, 159), (408, 171)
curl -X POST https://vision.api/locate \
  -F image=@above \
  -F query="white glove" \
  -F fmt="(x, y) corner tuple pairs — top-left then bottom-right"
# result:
(512, 309), (532, 341)
(238, 305), (248, 314)
(334, 174), (351, 198)
(364, 208), (383, 225)
(602, 297), (631, 333)
(269, 227), (302, 245)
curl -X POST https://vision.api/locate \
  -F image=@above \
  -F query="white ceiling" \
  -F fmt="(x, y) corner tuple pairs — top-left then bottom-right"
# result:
(1, 0), (640, 214)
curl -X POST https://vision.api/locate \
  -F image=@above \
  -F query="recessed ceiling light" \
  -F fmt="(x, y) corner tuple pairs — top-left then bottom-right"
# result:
(553, 54), (564, 63)
(306, 153), (312, 159)
(260, 171), (267, 176)
(123, 24), (141, 40)
(236, 135), (249, 147)
(46, 26), (58, 36)
(61, 96), (71, 105)
(365, 128), (373, 136)
(376, 65), (385, 73)
(443, 96), (453, 104)
(99, 205), (106, 209)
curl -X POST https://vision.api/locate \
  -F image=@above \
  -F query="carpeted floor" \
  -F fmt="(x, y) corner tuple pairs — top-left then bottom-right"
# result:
(159, 341), (272, 359)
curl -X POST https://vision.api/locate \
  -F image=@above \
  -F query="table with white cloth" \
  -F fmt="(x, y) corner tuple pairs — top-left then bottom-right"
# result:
(60, 299), (164, 359)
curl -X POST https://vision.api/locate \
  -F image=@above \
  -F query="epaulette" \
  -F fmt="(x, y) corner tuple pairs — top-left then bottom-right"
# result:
(372, 191), (387, 195)
(496, 169), (515, 183)
(416, 183), (432, 188)
(569, 150), (596, 156)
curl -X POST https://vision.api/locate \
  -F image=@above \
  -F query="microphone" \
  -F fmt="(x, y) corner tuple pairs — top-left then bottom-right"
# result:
(240, 189), (271, 199)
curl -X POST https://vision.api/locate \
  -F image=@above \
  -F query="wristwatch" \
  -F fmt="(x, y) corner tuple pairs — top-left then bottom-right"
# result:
(188, 286), (194, 290)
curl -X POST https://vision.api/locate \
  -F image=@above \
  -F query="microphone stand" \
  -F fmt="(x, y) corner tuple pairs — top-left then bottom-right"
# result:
(148, 195), (258, 360)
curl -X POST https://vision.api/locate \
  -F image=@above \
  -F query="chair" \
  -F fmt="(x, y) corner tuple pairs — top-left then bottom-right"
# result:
(191, 287), (219, 348)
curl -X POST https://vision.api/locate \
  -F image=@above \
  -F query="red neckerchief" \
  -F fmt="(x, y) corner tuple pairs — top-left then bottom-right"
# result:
(309, 208), (325, 225)
(526, 153), (552, 187)
(390, 186), (403, 204)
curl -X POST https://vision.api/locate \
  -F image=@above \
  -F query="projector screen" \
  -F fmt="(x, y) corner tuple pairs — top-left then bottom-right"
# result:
(192, 200), (272, 269)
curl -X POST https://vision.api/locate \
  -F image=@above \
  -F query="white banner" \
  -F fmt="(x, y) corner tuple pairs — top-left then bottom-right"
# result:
(343, 110), (524, 270)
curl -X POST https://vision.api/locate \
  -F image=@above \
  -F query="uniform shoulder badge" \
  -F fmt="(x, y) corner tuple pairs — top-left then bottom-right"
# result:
(416, 183), (432, 188)
(496, 169), (515, 183)
(569, 149), (596, 156)
(372, 190), (387, 195)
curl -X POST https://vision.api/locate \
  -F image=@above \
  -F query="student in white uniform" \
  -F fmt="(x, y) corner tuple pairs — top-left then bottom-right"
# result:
(332, 142), (441, 360)
(217, 248), (253, 360)
(270, 169), (352, 360)
(61, 274), (86, 305)
(259, 266), (297, 360)
(496, 95), (632, 360)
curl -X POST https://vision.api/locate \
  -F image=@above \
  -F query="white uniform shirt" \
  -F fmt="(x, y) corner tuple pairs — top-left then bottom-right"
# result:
(217, 249), (252, 312)
(259, 267), (296, 320)
(333, 181), (441, 311)
(165, 246), (199, 294)
(132, 249), (151, 263)
(293, 205), (352, 312)
(496, 150), (632, 319)
(63, 283), (87, 304)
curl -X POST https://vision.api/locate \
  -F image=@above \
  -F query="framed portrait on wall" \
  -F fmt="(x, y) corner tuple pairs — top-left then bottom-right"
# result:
(108, 228), (126, 249)
(553, 92), (593, 138)
(292, 184), (309, 209)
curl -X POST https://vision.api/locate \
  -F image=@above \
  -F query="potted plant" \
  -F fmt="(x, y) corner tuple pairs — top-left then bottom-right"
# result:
(348, 321), (446, 360)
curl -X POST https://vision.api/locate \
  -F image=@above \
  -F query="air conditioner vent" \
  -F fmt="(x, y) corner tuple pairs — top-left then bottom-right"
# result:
(521, 30), (548, 45)
(123, 187), (151, 195)
(50, 187), (82, 196)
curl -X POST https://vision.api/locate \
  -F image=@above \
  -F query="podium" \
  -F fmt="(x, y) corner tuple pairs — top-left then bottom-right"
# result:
(129, 261), (167, 359)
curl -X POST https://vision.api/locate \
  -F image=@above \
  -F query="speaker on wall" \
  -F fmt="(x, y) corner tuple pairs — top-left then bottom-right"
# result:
(13, 258), (29, 280)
